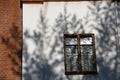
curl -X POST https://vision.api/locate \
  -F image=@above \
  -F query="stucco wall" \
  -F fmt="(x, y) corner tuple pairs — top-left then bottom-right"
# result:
(23, 1), (120, 80)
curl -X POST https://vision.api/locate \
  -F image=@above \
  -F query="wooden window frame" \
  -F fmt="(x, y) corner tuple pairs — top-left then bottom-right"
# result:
(64, 34), (97, 75)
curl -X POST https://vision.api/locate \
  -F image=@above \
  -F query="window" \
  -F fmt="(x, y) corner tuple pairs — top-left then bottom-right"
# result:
(64, 34), (97, 75)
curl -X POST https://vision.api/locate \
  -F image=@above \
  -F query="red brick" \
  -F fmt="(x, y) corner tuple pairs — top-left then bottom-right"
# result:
(0, 0), (21, 80)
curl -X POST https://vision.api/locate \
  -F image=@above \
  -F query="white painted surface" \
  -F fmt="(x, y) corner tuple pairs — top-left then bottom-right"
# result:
(23, 1), (119, 80)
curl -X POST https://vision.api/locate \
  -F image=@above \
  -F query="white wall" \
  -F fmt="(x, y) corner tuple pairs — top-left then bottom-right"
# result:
(23, 1), (120, 80)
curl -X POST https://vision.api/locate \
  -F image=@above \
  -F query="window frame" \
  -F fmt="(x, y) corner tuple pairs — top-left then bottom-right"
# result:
(64, 34), (97, 75)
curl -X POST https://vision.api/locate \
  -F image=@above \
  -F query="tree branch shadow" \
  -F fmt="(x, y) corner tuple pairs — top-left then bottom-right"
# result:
(22, 1), (119, 80)
(1, 23), (22, 77)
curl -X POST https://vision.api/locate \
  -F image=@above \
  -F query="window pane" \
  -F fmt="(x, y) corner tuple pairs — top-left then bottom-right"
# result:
(66, 38), (77, 45)
(66, 46), (78, 55)
(66, 55), (78, 72)
(81, 46), (93, 55)
(88, 55), (94, 71)
(80, 37), (92, 45)
(81, 46), (94, 71)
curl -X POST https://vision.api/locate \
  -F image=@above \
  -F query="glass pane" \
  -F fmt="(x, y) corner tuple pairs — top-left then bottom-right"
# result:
(66, 55), (78, 72)
(66, 46), (78, 55)
(88, 55), (94, 71)
(66, 38), (77, 45)
(81, 46), (94, 71)
(80, 37), (92, 45)
(81, 55), (89, 71)
(81, 46), (93, 55)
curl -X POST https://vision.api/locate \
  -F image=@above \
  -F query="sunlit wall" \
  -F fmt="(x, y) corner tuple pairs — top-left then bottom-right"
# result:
(23, 1), (120, 80)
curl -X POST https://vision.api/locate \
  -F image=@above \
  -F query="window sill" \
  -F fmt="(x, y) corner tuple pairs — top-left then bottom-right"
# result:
(65, 71), (98, 75)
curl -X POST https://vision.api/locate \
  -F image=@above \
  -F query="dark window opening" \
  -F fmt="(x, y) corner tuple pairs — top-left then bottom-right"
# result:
(64, 34), (97, 75)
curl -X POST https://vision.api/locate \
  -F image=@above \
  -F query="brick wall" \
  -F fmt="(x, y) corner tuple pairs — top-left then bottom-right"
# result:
(0, 0), (21, 80)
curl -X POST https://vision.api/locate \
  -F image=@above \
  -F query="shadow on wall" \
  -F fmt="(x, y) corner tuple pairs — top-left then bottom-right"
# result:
(1, 23), (22, 78)
(22, 1), (119, 80)
(22, 8), (61, 80)
(82, 1), (119, 80)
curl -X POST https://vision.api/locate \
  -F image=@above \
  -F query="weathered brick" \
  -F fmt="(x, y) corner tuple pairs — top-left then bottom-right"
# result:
(0, 0), (21, 80)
